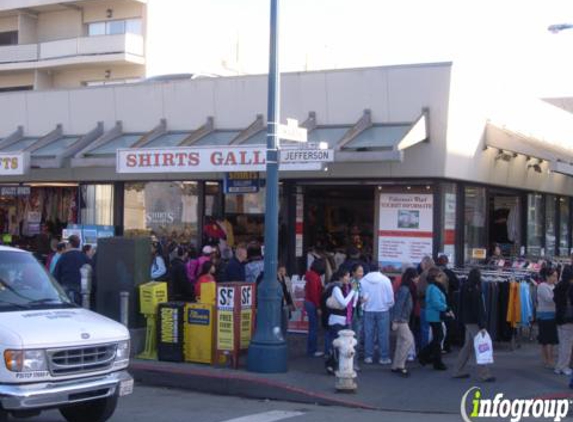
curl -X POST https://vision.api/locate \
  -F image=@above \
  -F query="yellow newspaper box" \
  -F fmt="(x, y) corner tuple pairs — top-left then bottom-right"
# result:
(184, 303), (215, 364)
(139, 282), (168, 315)
(198, 281), (216, 306)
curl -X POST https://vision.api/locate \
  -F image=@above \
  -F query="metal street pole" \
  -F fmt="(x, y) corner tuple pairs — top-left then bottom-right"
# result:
(247, 0), (287, 373)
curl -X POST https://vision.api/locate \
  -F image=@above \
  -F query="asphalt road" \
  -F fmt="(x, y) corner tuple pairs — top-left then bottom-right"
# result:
(28, 385), (464, 422)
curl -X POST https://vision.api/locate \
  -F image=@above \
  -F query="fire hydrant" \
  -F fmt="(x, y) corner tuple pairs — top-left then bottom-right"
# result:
(332, 329), (357, 392)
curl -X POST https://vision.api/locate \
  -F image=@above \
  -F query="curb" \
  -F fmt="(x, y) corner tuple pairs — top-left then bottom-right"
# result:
(130, 361), (378, 410)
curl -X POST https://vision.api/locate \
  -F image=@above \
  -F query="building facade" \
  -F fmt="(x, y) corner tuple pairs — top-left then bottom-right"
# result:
(0, 62), (572, 273)
(0, 0), (146, 91)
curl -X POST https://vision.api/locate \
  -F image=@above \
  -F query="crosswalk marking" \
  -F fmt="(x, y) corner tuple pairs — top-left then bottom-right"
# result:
(220, 410), (305, 422)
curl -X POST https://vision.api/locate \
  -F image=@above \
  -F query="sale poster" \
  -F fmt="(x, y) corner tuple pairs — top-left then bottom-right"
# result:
(378, 193), (433, 272)
(288, 276), (308, 334)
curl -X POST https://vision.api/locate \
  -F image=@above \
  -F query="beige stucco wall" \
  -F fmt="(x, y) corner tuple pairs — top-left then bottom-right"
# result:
(37, 9), (82, 42)
(0, 16), (17, 33)
(0, 71), (33, 88)
(83, 1), (144, 23)
(0, 0), (146, 13)
(444, 62), (573, 195)
(18, 13), (37, 44)
(51, 64), (144, 88)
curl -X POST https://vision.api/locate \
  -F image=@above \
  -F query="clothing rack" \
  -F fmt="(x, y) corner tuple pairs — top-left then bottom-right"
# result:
(453, 267), (536, 348)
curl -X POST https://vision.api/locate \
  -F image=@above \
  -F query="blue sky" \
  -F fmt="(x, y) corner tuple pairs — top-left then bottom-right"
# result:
(148, 0), (573, 97)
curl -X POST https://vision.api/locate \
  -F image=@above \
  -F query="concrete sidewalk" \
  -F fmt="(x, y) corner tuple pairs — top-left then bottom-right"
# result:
(131, 335), (573, 414)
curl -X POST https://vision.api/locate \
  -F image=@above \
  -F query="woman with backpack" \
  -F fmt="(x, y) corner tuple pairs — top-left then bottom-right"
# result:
(324, 268), (356, 375)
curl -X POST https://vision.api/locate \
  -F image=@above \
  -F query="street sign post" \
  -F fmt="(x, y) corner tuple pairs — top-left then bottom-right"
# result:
(278, 118), (307, 143)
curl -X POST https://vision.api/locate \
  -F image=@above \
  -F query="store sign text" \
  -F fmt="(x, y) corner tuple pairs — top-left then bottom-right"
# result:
(0, 153), (30, 176)
(117, 147), (333, 174)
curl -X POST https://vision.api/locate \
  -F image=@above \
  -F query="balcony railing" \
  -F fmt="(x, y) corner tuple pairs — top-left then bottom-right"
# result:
(0, 33), (144, 65)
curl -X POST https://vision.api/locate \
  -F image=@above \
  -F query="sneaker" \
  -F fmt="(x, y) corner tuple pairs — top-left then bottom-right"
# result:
(555, 368), (573, 376)
(364, 357), (373, 364)
(379, 358), (392, 365)
(313, 351), (324, 358)
(407, 355), (416, 362)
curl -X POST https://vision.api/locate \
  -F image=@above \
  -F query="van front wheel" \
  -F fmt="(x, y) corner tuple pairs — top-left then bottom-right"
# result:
(60, 394), (118, 422)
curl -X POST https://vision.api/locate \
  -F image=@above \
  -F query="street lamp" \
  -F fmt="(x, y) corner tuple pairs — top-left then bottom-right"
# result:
(548, 23), (573, 33)
(247, 0), (288, 373)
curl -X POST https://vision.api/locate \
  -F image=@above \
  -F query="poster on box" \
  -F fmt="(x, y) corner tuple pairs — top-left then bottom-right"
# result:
(216, 310), (234, 350)
(378, 193), (433, 273)
(288, 276), (308, 333)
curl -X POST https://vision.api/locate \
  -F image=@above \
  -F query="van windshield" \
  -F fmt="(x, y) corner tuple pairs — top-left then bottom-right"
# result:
(0, 251), (73, 311)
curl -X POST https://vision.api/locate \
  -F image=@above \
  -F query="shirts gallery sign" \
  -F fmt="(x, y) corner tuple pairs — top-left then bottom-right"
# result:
(116, 146), (334, 174)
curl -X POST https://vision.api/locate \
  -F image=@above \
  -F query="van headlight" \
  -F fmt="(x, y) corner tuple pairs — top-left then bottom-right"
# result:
(4, 350), (48, 372)
(115, 340), (130, 362)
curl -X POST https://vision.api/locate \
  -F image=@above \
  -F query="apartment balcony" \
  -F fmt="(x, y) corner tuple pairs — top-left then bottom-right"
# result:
(0, 33), (145, 71)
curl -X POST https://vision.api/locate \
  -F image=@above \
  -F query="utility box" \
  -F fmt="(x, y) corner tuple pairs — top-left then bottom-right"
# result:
(96, 237), (151, 328)
(184, 303), (215, 364)
(157, 302), (186, 362)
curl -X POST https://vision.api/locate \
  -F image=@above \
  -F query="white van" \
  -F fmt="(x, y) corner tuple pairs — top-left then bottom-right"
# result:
(0, 246), (133, 422)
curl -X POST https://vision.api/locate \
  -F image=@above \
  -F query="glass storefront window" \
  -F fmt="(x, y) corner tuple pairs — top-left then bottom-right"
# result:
(205, 182), (222, 217)
(559, 197), (570, 256)
(441, 183), (456, 263)
(464, 186), (487, 262)
(546, 195), (557, 257)
(124, 182), (198, 244)
(80, 184), (114, 226)
(225, 187), (266, 215)
(527, 194), (543, 257)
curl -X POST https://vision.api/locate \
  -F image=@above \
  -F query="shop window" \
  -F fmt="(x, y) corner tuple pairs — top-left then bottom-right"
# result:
(527, 194), (543, 256)
(80, 185), (114, 226)
(464, 186), (487, 262)
(225, 188), (266, 215)
(441, 183), (456, 263)
(205, 182), (222, 217)
(559, 197), (570, 256)
(124, 182), (198, 245)
(546, 195), (557, 257)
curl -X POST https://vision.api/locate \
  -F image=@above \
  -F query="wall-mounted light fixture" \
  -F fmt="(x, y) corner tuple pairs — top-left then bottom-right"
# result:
(527, 163), (542, 173)
(106, 8), (113, 18)
(104, 69), (111, 79)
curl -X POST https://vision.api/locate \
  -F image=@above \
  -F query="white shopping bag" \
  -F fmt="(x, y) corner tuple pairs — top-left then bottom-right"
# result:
(474, 331), (494, 365)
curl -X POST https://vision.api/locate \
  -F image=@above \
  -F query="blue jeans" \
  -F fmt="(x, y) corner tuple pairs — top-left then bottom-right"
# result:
(364, 311), (390, 360)
(304, 301), (319, 355)
(352, 316), (364, 363)
(420, 308), (430, 349)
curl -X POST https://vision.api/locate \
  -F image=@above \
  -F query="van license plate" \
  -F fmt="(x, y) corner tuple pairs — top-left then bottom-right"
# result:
(119, 379), (134, 396)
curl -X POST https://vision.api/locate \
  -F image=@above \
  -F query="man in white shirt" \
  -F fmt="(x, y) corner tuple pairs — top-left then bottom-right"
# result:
(360, 268), (395, 365)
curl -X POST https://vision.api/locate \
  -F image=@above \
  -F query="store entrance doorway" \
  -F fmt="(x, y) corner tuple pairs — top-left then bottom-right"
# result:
(304, 185), (375, 267)
(488, 193), (522, 257)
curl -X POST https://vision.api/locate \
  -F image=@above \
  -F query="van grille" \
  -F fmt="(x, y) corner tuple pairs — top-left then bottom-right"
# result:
(47, 344), (116, 376)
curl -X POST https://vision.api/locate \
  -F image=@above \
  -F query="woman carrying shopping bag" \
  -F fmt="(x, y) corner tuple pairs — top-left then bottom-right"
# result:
(453, 268), (496, 382)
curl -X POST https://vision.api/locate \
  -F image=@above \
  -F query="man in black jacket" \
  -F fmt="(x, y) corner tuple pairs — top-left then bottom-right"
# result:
(453, 268), (495, 382)
(223, 244), (247, 282)
(53, 235), (91, 305)
(170, 247), (193, 301)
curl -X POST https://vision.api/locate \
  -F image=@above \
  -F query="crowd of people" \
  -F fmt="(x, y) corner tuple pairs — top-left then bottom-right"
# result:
(305, 251), (573, 389)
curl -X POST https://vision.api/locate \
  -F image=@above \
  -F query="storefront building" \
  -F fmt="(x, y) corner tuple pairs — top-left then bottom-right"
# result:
(1, 62), (573, 272)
